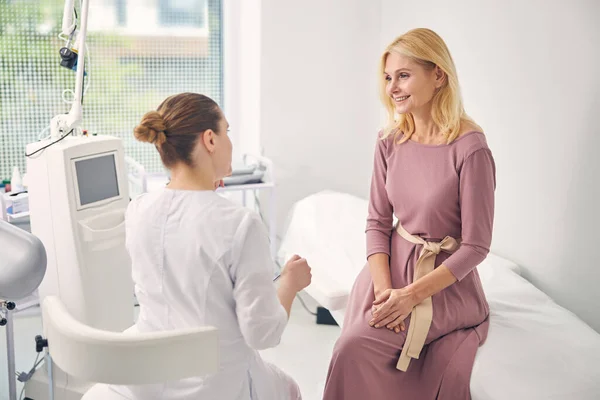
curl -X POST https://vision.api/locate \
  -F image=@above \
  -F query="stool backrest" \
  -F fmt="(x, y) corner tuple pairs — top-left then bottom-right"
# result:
(42, 296), (219, 385)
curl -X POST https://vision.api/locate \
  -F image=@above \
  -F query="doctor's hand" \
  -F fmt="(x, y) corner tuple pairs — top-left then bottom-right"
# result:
(279, 255), (312, 293)
(370, 288), (416, 333)
(214, 179), (225, 189)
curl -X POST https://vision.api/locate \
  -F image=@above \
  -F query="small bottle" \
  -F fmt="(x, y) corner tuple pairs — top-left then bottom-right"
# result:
(11, 167), (23, 193)
(0, 182), (5, 194)
(3, 179), (10, 193)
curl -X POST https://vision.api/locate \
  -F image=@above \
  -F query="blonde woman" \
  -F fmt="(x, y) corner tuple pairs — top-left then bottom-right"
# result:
(323, 29), (496, 399)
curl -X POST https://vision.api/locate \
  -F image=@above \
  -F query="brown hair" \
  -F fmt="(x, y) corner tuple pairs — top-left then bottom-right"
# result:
(134, 93), (221, 168)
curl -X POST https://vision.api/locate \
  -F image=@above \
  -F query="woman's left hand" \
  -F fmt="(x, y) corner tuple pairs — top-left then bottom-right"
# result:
(369, 288), (418, 332)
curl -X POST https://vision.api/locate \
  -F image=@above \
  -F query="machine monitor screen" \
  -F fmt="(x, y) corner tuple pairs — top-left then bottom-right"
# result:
(75, 153), (120, 206)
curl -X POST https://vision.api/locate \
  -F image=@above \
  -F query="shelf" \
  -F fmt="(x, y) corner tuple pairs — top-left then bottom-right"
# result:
(7, 211), (30, 222)
(217, 182), (275, 192)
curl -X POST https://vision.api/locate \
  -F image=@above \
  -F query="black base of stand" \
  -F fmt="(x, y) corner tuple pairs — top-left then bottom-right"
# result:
(316, 307), (339, 326)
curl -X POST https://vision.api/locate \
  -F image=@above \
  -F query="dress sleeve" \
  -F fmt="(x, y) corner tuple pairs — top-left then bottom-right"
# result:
(365, 135), (394, 259)
(229, 212), (288, 350)
(443, 148), (496, 281)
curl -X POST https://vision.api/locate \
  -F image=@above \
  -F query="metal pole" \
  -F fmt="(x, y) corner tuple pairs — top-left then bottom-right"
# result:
(47, 352), (55, 400)
(5, 305), (17, 400)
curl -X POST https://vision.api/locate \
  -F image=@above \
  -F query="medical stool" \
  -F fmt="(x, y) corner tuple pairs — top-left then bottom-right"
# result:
(38, 295), (218, 399)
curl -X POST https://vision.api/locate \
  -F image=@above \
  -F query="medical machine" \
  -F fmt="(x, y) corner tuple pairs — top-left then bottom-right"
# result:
(26, 135), (133, 330)
(27, 0), (132, 331)
(16, 0), (135, 397)
(23, 134), (134, 399)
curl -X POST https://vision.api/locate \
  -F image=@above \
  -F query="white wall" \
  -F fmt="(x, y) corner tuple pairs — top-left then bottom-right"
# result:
(380, 0), (600, 331)
(258, 0), (382, 243)
(223, 0), (262, 163)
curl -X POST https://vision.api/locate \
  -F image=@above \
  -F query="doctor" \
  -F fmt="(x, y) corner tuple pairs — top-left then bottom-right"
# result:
(100, 92), (310, 400)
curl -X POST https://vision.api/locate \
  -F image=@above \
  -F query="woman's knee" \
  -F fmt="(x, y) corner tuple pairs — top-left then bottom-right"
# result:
(333, 330), (370, 361)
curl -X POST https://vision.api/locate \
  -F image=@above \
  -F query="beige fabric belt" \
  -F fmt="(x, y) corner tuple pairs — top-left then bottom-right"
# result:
(394, 222), (461, 372)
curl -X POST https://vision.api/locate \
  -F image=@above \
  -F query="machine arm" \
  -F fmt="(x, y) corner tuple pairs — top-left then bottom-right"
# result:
(51, 0), (90, 139)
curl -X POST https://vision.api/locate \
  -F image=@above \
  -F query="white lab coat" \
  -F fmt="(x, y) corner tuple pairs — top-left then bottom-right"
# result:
(106, 188), (300, 400)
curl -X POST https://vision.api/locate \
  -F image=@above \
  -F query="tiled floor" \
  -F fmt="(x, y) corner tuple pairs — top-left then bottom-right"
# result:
(0, 294), (340, 400)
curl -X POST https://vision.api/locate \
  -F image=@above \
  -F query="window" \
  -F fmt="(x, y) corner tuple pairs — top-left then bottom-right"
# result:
(158, 0), (207, 28)
(0, 0), (223, 180)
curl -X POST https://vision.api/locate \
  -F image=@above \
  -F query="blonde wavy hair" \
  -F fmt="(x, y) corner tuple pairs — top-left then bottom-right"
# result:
(380, 28), (479, 144)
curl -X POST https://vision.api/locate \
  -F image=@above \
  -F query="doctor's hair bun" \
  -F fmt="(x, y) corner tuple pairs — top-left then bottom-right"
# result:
(140, 93), (221, 168)
(134, 111), (167, 146)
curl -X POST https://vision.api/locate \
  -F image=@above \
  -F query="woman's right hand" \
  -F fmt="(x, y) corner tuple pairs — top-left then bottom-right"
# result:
(371, 303), (405, 333)
(279, 255), (312, 293)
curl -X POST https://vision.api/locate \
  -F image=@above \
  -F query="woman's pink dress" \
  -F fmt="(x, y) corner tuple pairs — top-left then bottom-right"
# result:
(324, 131), (496, 399)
